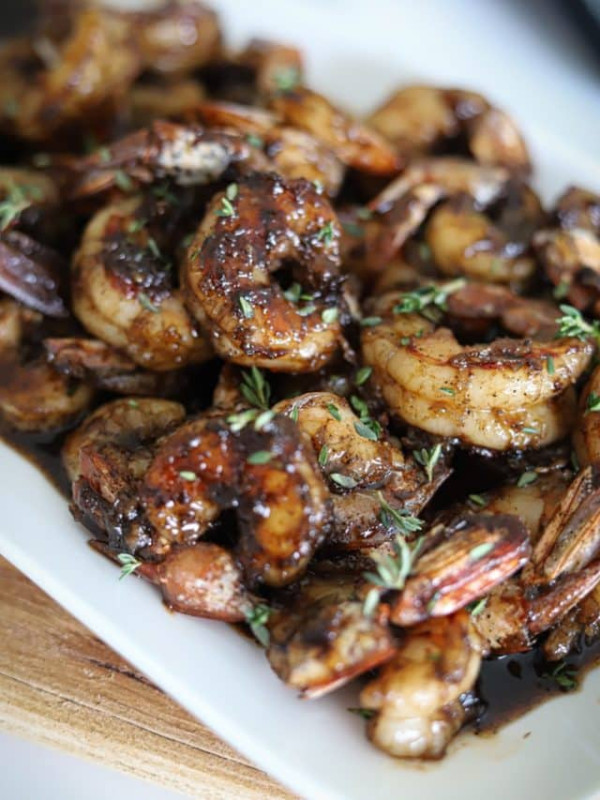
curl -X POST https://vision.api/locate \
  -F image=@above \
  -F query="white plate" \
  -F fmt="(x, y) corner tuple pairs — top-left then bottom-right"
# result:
(2, 2), (600, 799)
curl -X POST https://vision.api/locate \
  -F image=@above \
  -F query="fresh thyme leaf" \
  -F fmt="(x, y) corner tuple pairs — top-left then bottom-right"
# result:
(114, 170), (134, 192)
(362, 534), (424, 615)
(179, 470), (197, 481)
(522, 426), (538, 435)
(152, 183), (179, 204)
(284, 282), (302, 303)
(138, 292), (159, 313)
(216, 196), (235, 218)
(240, 367), (271, 410)
(238, 295), (254, 319)
(546, 355), (555, 374)
(556, 304), (600, 342)
(468, 494), (487, 508)
(247, 450), (273, 465)
(245, 604), (271, 647)
(356, 206), (373, 221)
(0, 183), (41, 230)
(316, 221), (335, 245)
(147, 236), (162, 259)
(225, 182), (238, 201)
(296, 302), (317, 317)
(254, 409), (275, 431)
(342, 221), (365, 238)
(127, 218), (146, 234)
(227, 408), (259, 432)
(273, 66), (301, 92)
(413, 443), (442, 483)
(470, 542), (495, 561)
(322, 307), (339, 324)
(517, 470), (538, 488)
(440, 386), (454, 395)
(360, 316), (382, 328)
(327, 403), (341, 421)
(117, 553), (141, 580)
(378, 493), (424, 535)
(586, 392), (600, 413)
(290, 406), (299, 423)
(330, 473), (358, 489)
(543, 661), (578, 692)
(571, 449), (581, 473)
(246, 133), (264, 149)
(354, 421), (378, 441)
(318, 444), (329, 466)
(393, 279), (465, 316)
(468, 597), (488, 617)
(350, 395), (381, 439)
(347, 707), (376, 720)
(355, 366), (372, 386)
(553, 280), (570, 300)
(127, 399), (139, 408)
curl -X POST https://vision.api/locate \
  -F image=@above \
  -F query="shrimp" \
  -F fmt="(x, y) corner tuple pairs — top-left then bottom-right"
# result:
(238, 38), (304, 98)
(359, 610), (484, 759)
(70, 120), (270, 198)
(367, 158), (510, 266)
(0, 299), (93, 433)
(361, 290), (592, 450)
(63, 396), (186, 554)
(0, 8), (140, 141)
(192, 100), (344, 196)
(574, 365), (600, 467)
(273, 391), (451, 552)
(267, 573), (396, 698)
(0, 231), (67, 318)
(367, 85), (530, 171)
(182, 172), (345, 372)
(128, 78), (206, 128)
(270, 86), (400, 175)
(44, 337), (183, 396)
(141, 412), (331, 585)
(534, 186), (600, 316)
(0, 168), (59, 235)
(424, 184), (543, 285)
(543, 584), (600, 661)
(72, 194), (212, 371)
(137, 543), (253, 621)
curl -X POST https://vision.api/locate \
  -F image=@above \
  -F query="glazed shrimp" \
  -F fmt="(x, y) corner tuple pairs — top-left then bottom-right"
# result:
(141, 412), (331, 585)
(0, 299), (93, 433)
(361, 290), (592, 450)
(367, 158), (510, 266)
(270, 86), (400, 175)
(182, 172), (345, 372)
(267, 574), (396, 698)
(0, 8), (140, 141)
(359, 610), (483, 759)
(574, 365), (600, 467)
(72, 194), (211, 371)
(192, 100), (345, 196)
(70, 120), (270, 198)
(0, 231), (67, 318)
(63, 396), (186, 554)
(238, 38), (304, 97)
(0, 168), (59, 235)
(368, 85), (530, 171)
(534, 186), (600, 316)
(273, 391), (450, 552)
(424, 184), (544, 286)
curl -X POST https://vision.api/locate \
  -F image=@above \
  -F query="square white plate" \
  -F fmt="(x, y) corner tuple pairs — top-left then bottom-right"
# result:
(2, 2), (600, 799)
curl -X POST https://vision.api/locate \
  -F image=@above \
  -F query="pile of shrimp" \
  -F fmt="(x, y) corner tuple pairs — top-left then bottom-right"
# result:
(2, 0), (600, 762)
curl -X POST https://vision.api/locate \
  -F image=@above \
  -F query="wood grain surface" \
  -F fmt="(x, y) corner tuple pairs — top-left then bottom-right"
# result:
(0, 556), (296, 800)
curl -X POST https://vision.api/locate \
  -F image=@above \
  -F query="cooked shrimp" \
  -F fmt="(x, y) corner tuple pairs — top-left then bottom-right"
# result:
(389, 513), (530, 625)
(0, 8), (140, 141)
(273, 391), (450, 551)
(72, 194), (211, 371)
(182, 172), (345, 372)
(70, 120), (269, 198)
(64, 396), (186, 554)
(137, 543), (252, 621)
(574, 365), (600, 467)
(0, 168), (59, 234)
(368, 85), (530, 171)
(0, 231), (67, 317)
(367, 158), (509, 266)
(44, 337), (182, 396)
(0, 299), (92, 432)
(361, 290), (592, 449)
(239, 38), (304, 97)
(360, 610), (483, 759)
(141, 412), (331, 585)
(425, 184), (543, 285)
(134, 0), (221, 77)
(267, 574), (396, 698)
(128, 78), (206, 128)
(192, 100), (344, 196)
(543, 584), (600, 661)
(270, 86), (400, 175)
(534, 187), (600, 316)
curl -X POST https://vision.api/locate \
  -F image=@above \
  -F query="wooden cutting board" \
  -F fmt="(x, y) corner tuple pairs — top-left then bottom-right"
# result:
(0, 556), (296, 800)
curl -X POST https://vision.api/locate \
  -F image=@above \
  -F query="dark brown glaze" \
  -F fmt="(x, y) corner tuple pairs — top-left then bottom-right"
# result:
(183, 171), (345, 372)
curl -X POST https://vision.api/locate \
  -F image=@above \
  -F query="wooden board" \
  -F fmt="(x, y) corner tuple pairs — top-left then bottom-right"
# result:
(0, 557), (296, 800)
